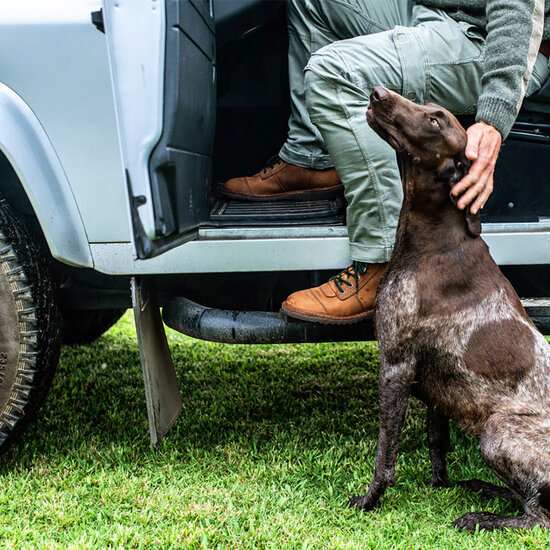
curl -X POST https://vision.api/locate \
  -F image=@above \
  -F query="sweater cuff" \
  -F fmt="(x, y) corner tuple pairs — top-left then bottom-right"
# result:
(475, 96), (518, 140)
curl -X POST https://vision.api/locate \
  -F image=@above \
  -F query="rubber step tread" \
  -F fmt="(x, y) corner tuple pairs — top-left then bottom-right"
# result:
(210, 197), (346, 226)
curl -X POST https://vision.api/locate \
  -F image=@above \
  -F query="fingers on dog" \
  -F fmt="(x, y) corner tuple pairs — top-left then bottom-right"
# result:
(470, 177), (494, 214)
(458, 176), (489, 211)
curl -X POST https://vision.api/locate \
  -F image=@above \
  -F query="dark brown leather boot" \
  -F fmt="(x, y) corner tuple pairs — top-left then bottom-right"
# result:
(281, 262), (387, 324)
(221, 156), (342, 201)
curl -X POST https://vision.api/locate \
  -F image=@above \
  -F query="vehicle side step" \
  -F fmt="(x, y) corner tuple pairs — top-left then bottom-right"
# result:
(521, 298), (550, 334)
(163, 297), (550, 344)
(163, 297), (375, 344)
(209, 195), (346, 226)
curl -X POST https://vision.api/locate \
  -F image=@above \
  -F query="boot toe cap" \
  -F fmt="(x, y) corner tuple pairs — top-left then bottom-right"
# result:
(223, 177), (252, 196)
(283, 289), (326, 315)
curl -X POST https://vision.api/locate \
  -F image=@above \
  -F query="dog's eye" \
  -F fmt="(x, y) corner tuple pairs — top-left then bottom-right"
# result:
(430, 117), (440, 128)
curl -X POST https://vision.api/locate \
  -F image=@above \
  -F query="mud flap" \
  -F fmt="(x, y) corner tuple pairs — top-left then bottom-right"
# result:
(131, 276), (182, 446)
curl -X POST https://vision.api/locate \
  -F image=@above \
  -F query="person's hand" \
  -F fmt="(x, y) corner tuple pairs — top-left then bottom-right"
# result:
(450, 121), (502, 214)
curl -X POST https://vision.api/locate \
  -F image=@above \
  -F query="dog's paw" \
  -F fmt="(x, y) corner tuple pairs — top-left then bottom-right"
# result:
(452, 512), (500, 532)
(427, 477), (450, 488)
(349, 494), (377, 511)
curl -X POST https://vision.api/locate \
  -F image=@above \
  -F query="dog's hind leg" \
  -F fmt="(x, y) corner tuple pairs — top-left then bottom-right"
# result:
(453, 412), (550, 532)
(424, 409), (514, 498)
(426, 409), (516, 498)
(426, 407), (452, 487)
(350, 358), (414, 511)
(457, 478), (516, 500)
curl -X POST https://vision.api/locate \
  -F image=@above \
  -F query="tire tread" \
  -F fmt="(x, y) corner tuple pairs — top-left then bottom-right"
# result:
(0, 198), (61, 450)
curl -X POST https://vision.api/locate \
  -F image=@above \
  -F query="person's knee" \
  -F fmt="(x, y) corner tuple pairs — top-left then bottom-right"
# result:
(304, 45), (347, 119)
(305, 43), (344, 83)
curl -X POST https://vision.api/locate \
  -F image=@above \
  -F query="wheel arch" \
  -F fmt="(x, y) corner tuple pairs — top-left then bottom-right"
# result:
(0, 82), (93, 268)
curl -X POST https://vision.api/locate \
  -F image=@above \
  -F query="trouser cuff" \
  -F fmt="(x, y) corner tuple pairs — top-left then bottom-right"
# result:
(349, 242), (393, 264)
(279, 144), (334, 170)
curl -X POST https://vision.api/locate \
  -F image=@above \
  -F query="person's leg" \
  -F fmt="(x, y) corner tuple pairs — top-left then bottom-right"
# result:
(280, 0), (412, 169)
(222, 0), (411, 200)
(306, 7), (489, 264)
(282, 6), (489, 323)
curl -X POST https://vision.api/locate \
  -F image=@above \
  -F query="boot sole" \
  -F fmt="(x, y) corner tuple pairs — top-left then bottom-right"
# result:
(280, 304), (374, 325)
(219, 185), (344, 202)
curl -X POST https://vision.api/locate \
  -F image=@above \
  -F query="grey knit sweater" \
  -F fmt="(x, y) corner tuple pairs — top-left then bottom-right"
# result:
(417, 0), (549, 138)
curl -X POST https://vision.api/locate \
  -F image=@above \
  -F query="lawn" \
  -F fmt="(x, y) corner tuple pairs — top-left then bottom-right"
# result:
(0, 312), (548, 549)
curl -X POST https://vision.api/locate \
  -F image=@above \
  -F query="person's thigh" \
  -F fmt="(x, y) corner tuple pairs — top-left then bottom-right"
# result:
(307, 6), (486, 113)
(321, 5), (549, 123)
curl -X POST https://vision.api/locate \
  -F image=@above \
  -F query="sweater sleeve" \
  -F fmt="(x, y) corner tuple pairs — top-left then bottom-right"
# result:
(475, 0), (545, 139)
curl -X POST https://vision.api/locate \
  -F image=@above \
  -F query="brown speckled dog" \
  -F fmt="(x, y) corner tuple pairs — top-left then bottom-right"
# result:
(350, 86), (550, 532)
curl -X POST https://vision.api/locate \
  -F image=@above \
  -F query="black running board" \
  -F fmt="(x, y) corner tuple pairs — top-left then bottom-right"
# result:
(521, 298), (550, 335)
(163, 297), (375, 344)
(163, 297), (550, 344)
(209, 196), (346, 226)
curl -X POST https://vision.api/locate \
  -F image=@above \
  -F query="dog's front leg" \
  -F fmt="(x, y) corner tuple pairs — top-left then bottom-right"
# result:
(350, 359), (413, 511)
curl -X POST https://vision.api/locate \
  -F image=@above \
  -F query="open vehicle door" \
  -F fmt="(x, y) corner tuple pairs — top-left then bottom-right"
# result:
(103, 0), (216, 259)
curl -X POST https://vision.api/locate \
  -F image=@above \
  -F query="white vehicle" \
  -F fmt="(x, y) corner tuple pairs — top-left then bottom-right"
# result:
(0, 0), (548, 449)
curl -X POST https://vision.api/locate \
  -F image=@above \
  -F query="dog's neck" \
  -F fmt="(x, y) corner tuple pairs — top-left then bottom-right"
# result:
(394, 159), (474, 257)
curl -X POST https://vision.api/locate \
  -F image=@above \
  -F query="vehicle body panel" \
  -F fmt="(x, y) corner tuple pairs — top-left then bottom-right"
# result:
(0, 0), (130, 247)
(0, 82), (92, 267)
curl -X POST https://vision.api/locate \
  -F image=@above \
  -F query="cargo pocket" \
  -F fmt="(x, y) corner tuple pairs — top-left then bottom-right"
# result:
(392, 26), (429, 104)
(457, 21), (486, 48)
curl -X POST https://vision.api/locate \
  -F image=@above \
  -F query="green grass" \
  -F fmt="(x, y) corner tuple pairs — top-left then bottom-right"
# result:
(0, 312), (548, 549)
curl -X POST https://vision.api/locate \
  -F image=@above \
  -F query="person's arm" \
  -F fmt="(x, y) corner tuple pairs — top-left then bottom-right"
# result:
(452, 0), (545, 214)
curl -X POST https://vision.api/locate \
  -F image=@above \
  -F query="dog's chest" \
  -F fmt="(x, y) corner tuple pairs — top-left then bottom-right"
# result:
(377, 268), (523, 360)
(376, 271), (420, 348)
(377, 265), (513, 352)
(376, 267), (550, 430)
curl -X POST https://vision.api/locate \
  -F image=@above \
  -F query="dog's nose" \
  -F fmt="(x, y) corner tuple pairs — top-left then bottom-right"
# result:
(371, 86), (389, 103)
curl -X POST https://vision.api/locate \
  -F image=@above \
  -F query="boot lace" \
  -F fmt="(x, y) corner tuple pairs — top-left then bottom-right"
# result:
(262, 155), (283, 174)
(331, 261), (368, 294)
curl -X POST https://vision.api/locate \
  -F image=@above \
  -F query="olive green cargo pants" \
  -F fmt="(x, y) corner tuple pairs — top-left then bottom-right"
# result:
(278, 0), (550, 263)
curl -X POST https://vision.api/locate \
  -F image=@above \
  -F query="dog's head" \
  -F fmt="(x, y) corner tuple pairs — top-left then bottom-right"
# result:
(366, 86), (480, 236)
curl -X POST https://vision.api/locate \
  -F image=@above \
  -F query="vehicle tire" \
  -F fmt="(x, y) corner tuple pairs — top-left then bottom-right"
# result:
(0, 199), (61, 451)
(62, 309), (126, 345)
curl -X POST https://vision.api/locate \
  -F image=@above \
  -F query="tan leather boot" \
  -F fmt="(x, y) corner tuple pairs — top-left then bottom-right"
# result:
(281, 262), (387, 324)
(221, 156), (342, 201)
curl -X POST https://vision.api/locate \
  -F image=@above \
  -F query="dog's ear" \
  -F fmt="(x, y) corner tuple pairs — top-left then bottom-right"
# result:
(446, 152), (481, 237)
(465, 209), (481, 237)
